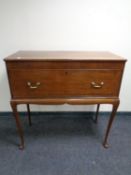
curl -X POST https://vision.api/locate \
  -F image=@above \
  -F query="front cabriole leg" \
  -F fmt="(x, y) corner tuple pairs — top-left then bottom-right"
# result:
(103, 100), (120, 148)
(10, 101), (24, 150)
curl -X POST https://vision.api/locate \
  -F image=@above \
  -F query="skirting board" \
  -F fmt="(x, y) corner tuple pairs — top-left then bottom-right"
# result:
(0, 111), (131, 117)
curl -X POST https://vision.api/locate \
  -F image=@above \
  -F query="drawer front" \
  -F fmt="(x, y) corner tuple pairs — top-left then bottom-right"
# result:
(8, 69), (122, 98)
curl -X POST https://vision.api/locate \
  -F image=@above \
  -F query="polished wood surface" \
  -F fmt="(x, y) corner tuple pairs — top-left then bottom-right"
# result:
(8, 69), (122, 98)
(5, 51), (125, 61)
(4, 51), (126, 149)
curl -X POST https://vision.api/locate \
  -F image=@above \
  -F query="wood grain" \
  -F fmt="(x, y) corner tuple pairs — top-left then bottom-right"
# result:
(4, 51), (126, 149)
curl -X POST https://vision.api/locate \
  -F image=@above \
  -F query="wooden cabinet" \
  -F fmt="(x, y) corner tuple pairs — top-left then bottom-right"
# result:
(4, 51), (126, 149)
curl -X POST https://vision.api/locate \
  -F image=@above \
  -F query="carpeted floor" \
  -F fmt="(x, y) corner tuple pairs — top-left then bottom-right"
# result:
(0, 112), (131, 175)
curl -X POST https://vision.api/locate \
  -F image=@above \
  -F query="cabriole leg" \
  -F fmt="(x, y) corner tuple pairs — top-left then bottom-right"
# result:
(94, 104), (100, 123)
(103, 101), (119, 148)
(27, 104), (32, 126)
(10, 102), (24, 150)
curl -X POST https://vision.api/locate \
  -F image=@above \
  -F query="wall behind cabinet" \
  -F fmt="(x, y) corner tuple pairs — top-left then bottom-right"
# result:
(0, 0), (131, 111)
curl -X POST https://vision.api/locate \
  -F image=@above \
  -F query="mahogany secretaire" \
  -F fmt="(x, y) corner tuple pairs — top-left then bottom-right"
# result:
(4, 51), (126, 149)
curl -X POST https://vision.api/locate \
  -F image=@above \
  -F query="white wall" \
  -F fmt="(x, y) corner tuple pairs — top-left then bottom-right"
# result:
(0, 0), (131, 111)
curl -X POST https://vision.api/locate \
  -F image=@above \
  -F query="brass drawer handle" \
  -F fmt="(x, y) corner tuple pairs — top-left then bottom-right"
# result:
(91, 81), (104, 89)
(27, 82), (41, 89)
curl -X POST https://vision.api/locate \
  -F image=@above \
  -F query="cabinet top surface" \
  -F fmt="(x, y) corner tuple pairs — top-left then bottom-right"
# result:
(4, 51), (126, 61)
